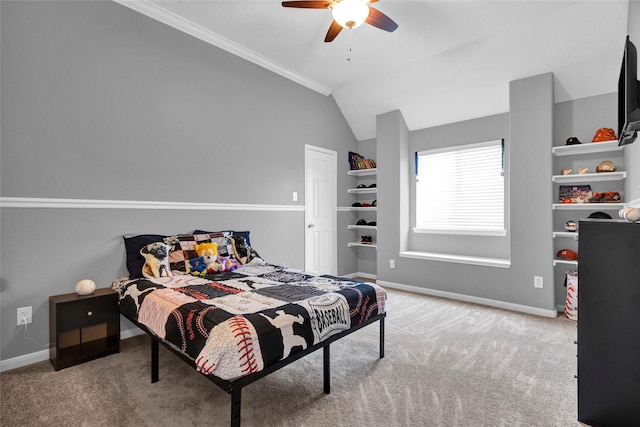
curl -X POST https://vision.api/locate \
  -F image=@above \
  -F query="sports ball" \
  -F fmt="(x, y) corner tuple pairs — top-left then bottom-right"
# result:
(75, 279), (96, 295)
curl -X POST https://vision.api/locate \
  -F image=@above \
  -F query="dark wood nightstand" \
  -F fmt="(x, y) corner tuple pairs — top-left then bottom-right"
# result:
(49, 287), (120, 370)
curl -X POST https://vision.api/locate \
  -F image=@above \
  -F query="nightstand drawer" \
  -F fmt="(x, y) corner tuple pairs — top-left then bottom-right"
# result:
(58, 295), (117, 331)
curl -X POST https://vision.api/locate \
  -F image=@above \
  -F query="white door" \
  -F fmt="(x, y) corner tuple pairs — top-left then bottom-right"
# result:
(305, 145), (337, 275)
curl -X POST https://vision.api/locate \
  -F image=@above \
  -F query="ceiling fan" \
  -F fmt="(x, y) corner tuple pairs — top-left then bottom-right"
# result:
(282, 0), (398, 42)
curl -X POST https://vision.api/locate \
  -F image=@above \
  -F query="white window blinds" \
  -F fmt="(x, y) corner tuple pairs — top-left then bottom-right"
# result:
(415, 139), (505, 235)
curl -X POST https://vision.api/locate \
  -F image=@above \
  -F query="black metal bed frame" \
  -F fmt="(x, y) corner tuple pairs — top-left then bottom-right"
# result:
(124, 312), (386, 427)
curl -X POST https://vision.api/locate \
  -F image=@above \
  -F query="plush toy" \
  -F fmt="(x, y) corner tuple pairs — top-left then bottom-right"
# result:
(207, 256), (240, 274)
(194, 242), (223, 273)
(186, 256), (207, 277)
(141, 242), (173, 278)
(194, 242), (219, 264)
(620, 207), (640, 222)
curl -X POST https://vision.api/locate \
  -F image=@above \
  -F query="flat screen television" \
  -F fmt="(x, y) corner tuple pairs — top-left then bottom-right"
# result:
(618, 35), (640, 146)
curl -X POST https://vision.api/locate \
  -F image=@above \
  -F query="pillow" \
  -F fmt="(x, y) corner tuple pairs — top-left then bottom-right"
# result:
(140, 242), (172, 278)
(229, 234), (264, 266)
(194, 230), (251, 247)
(123, 234), (168, 278)
(164, 232), (231, 272)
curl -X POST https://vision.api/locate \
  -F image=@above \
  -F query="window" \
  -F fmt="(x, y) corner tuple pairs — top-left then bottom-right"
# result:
(415, 139), (505, 236)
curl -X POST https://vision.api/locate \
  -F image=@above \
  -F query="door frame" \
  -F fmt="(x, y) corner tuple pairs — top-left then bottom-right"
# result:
(304, 144), (337, 275)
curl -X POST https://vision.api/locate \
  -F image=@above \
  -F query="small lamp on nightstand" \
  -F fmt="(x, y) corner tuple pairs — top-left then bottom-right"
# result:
(75, 279), (96, 295)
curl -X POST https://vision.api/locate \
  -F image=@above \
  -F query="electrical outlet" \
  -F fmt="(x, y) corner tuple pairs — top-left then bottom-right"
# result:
(389, 259), (395, 269)
(534, 276), (543, 289)
(17, 306), (32, 325)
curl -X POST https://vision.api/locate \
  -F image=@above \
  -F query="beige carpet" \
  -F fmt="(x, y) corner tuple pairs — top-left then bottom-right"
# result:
(0, 288), (580, 426)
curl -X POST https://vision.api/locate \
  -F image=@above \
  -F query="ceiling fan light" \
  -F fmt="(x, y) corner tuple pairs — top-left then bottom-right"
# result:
(332, 0), (370, 29)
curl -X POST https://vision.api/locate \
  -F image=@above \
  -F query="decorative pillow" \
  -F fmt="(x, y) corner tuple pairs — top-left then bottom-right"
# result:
(229, 235), (264, 266)
(194, 230), (251, 247)
(164, 232), (231, 272)
(140, 242), (173, 279)
(123, 234), (168, 278)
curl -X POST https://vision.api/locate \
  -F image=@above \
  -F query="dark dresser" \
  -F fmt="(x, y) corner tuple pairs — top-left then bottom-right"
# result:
(577, 219), (640, 426)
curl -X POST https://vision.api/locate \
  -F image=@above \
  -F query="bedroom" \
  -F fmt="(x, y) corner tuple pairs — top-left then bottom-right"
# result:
(1, 0), (640, 425)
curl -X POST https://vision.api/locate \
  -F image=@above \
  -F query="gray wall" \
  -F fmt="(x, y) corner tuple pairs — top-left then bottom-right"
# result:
(0, 1), (358, 362)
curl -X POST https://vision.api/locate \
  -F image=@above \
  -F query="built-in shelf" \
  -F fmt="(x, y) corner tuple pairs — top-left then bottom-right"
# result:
(350, 207), (377, 212)
(553, 231), (579, 239)
(552, 203), (624, 210)
(347, 188), (377, 194)
(551, 137), (624, 298)
(348, 166), (377, 251)
(552, 140), (623, 156)
(348, 225), (377, 230)
(348, 242), (377, 248)
(347, 168), (377, 177)
(553, 259), (578, 267)
(552, 171), (627, 183)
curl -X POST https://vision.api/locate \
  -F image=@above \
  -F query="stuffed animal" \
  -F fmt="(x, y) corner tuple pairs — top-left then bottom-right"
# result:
(206, 256), (240, 274)
(194, 242), (223, 273)
(186, 256), (207, 277)
(230, 235), (265, 266)
(141, 242), (173, 278)
(194, 242), (219, 264)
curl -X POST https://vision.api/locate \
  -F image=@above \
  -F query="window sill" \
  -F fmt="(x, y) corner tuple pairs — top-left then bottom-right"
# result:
(413, 228), (507, 237)
(399, 251), (511, 268)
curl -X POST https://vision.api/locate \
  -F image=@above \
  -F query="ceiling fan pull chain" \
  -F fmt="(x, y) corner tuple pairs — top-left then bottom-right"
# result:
(346, 29), (352, 61)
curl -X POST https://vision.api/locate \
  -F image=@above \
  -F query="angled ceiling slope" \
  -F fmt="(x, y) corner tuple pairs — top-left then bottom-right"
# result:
(115, 0), (629, 141)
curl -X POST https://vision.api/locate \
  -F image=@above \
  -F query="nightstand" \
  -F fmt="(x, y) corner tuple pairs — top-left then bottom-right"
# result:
(49, 287), (120, 370)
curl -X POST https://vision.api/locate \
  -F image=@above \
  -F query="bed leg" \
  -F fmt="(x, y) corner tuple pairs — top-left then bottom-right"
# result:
(151, 338), (159, 383)
(379, 315), (385, 359)
(323, 344), (331, 394)
(230, 387), (241, 427)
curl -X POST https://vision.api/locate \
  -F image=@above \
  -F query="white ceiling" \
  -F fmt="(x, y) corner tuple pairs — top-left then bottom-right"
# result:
(117, 0), (631, 140)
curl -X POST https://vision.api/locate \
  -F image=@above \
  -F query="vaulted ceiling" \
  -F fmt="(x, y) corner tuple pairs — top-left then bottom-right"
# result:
(116, 0), (630, 140)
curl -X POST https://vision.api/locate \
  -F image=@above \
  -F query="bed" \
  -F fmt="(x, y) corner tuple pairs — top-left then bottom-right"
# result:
(112, 230), (387, 427)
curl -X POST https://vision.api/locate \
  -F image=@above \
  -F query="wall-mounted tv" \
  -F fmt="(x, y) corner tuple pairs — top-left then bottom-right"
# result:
(618, 35), (640, 146)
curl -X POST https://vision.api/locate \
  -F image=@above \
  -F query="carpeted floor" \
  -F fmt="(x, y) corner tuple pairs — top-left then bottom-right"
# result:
(0, 288), (581, 427)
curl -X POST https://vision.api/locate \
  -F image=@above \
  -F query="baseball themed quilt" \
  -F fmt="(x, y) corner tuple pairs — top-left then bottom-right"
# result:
(112, 265), (387, 381)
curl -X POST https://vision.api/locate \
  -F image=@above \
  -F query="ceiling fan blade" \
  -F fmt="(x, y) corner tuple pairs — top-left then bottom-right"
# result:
(365, 7), (398, 32)
(324, 20), (343, 42)
(282, 1), (332, 9)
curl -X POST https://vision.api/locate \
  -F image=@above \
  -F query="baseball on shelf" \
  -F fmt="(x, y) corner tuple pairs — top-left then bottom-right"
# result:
(75, 279), (96, 295)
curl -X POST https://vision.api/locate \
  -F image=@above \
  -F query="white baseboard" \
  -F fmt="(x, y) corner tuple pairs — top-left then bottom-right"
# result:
(343, 272), (377, 280)
(0, 349), (50, 373)
(378, 280), (558, 318)
(0, 327), (145, 373)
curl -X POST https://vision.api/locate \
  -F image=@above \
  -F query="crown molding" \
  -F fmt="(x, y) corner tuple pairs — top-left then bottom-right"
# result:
(0, 197), (304, 212)
(112, 0), (332, 96)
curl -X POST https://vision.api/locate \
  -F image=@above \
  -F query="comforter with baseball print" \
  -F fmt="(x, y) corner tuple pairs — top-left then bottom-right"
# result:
(112, 265), (386, 380)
